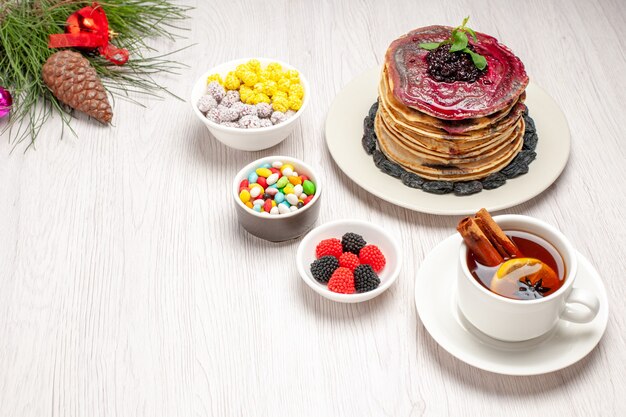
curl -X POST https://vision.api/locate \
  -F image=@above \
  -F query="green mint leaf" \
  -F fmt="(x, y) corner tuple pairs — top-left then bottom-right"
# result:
(463, 48), (487, 70)
(465, 27), (478, 42)
(449, 31), (468, 52)
(419, 42), (441, 50)
(461, 16), (470, 29)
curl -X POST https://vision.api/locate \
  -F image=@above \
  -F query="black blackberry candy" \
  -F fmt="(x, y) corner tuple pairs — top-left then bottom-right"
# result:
(310, 256), (340, 283)
(354, 264), (381, 293)
(341, 233), (367, 255)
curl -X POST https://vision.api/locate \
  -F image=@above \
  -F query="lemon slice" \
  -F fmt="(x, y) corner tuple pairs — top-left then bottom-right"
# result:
(490, 258), (559, 299)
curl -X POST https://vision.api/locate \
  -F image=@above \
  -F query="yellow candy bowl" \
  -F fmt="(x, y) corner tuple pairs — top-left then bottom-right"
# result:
(191, 58), (310, 151)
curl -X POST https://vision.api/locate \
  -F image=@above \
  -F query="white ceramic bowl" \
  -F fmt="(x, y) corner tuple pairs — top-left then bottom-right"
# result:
(296, 219), (402, 303)
(232, 155), (322, 242)
(191, 58), (310, 151)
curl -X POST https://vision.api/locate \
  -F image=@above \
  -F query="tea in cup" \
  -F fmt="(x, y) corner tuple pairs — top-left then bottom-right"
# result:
(457, 210), (600, 342)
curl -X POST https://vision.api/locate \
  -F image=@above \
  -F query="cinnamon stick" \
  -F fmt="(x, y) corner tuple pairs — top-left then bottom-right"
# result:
(475, 208), (524, 259)
(457, 217), (504, 266)
(457, 208), (524, 267)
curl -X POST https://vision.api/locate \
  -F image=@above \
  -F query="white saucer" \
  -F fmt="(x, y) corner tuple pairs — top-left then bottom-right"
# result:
(325, 68), (571, 215)
(415, 234), (609, 376)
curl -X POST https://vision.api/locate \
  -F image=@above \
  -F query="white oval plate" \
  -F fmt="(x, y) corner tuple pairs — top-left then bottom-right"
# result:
(325, 68), (571, 215)
(414, 234), (609, 376)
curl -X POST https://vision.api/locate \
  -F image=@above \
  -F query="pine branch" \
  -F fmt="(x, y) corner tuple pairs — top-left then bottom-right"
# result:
(0, 0), (191, 149)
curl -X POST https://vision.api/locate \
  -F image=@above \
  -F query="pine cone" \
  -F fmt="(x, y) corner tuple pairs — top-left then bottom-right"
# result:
(42, 50), (112, 124)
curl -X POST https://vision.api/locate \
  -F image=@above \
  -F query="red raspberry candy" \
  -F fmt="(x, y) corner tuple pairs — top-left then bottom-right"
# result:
(338, 252), (360, 271)
(327, 267), (355, 294)
(257, 176), (268, 188)
(359, 245), (386, 272)
(315, 238), (343, 259)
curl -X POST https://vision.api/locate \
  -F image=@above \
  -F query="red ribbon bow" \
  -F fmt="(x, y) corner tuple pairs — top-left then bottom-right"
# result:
(48, 2), (129, 65)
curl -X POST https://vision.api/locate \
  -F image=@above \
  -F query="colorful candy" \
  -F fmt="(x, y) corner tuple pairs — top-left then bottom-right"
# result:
(238, 160), (317, 215)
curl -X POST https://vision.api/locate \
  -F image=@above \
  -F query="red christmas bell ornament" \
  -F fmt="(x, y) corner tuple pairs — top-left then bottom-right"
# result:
(48, 2), (129, 65)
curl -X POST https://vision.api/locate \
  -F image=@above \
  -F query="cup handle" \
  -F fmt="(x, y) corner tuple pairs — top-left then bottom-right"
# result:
(560, 288), (600, 323)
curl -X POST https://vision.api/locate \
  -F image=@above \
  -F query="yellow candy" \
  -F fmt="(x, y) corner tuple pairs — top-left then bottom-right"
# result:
(206, 73), (223, 85)
(224, 72), (241, 90)
(288, 96), (303, 111)
(262, 81), (277, 96)
(239, 189), (251, 203)
(245, 202), (253, 208)
(235, 64), (248, 79)
(277, 78), (291, 92)
(253, 82), (265, 93)
(256, 167), (272, 177)
(246, 59), (261, 72)
(267, 62), (283, 72)
(288, 176), (302, 185)
(271, 200), (277, 207)
(258, 69), (271, 82)
(269, 70), (283, 82)
(273, 90), (288, 100)
(285, 69), (299, 80)
(283, 184), (294, 195)
(239, 85), (253, 101)
(288, 84), (304, 99)
(280, 164), (294, 173)
(252, 93), (270, 104)
(271, 97), (289, 113)
(241, 71), (258, 87)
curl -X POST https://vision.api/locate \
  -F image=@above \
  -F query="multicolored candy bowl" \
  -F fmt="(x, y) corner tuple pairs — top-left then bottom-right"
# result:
(232, 156), (322, 242)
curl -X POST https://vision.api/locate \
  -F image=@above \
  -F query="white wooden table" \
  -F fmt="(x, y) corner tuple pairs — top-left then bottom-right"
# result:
(1, 0), (625, 415)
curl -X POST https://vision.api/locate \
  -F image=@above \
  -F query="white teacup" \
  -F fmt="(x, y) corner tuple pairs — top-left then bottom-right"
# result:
(457, 215), (600, 342)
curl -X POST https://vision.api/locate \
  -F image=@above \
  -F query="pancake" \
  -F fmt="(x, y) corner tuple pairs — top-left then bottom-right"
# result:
(385, 26), (529, 120)
(370, 25), (530, 185)
(378, 105), (522, 158)
(375, 114), (525, 181)
(379, 64), (526, 137)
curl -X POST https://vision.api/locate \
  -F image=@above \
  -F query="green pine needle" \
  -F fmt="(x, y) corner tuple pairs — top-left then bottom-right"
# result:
(0, 0), (191, 150)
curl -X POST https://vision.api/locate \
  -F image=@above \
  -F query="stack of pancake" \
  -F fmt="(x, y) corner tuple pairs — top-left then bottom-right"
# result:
(374, 26), (529, 182)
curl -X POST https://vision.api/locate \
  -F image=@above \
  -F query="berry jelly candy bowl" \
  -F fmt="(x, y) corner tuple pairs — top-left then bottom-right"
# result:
(191, 58), (310, 151)
(232, 155), (322, 242)
(296, 219), (402, 303)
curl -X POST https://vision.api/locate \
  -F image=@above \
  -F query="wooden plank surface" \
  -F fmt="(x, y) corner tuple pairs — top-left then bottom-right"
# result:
(1, 0), (625, 415)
